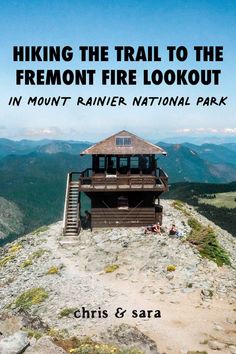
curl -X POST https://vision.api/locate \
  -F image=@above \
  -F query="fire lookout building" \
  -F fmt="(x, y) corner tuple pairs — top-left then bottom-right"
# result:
(63, 130), (168, 236)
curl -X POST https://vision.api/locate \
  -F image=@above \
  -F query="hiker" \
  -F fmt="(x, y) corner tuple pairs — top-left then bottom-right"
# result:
(169, 224), (178, 236)
(144, 222), (161, 234)
(83, 210), (92, 230)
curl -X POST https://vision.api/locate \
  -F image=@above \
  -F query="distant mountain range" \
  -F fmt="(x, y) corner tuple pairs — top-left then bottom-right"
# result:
(157, 142), (236, 183)
(182, 143), (236, 165)
(160, 136), (236, 145)
(0, 137), (235, 184)
(0, 137), (235, 242)
(0, 138), (91, 158)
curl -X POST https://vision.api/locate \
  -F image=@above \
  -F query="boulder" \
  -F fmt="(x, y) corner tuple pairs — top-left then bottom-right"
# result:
(0, 331), (29, 354)
(229, 345), (236, 354)
(208, 340), (225, 350)
(0, 315), (23, 336)
(101, 323), (160, 354)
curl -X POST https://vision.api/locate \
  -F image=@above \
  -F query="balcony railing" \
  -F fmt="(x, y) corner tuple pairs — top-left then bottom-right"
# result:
(67, 168), (168, 191)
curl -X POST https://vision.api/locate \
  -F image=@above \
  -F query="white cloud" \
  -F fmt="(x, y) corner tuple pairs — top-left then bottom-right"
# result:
(175, 127), (236, 135)
(23, 127), (63, 138)
(223, 128), (236, 134)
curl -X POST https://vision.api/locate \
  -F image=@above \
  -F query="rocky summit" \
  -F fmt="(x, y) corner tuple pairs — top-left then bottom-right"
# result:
(0, 200), (236, 354)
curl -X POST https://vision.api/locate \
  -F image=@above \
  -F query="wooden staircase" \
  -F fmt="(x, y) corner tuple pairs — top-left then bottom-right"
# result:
(63, 174), (81, 236)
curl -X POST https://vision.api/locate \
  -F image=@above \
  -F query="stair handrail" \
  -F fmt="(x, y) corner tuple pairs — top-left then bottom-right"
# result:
(63, 172), (71, 234)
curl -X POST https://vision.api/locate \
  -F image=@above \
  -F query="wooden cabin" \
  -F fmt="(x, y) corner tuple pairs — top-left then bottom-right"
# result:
(63, 130), (168, 236)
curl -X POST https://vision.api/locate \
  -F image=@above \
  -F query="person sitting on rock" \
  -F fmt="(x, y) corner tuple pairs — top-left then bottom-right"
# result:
(169, 224), (178, 236)
(144, 222), (161, 234)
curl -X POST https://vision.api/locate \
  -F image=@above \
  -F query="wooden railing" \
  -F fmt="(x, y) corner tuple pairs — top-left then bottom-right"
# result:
(63, 171), (82, 235)
(76, 168), (168, 191)
(64, 168), (168, 194)
(63, 173), (70, 233)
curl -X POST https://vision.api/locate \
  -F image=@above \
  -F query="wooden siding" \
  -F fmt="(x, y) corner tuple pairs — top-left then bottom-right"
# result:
(91, 207), (155, 227)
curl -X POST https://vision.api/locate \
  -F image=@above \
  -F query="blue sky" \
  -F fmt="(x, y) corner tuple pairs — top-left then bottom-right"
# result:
(0, 0), (235, 141)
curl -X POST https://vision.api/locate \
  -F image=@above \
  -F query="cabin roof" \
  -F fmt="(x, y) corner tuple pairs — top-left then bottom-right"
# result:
(80, 130), (167, 155)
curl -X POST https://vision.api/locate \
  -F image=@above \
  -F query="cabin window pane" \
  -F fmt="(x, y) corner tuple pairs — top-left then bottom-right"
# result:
(99, 156), (105, 169)
(119, 157), (128, 167)
(124, 137), (131, 146)
(130, 156), (139, 168)
(116, 137), (123, 146)
(116, 136), (132, 146)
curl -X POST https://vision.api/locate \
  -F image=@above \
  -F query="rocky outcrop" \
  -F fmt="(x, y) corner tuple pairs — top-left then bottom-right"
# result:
(0, 331), (29, 354)
(101, 323), (159, 354)
(0, 200), (235, 354)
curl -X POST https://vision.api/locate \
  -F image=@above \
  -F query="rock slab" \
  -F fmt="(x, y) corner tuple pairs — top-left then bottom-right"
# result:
(0, 331), (29, 354)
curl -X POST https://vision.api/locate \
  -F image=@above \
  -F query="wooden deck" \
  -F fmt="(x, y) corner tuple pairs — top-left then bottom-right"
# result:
(68, 169), (168, 192)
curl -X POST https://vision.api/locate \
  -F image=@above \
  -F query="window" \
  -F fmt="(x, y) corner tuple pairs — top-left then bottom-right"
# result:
(130, 156), (139, 169)
(98, 156), (105, 169)
(119, 157), (128, 167)
(116, 136), (132, 146)
(124, 137), (131, 146)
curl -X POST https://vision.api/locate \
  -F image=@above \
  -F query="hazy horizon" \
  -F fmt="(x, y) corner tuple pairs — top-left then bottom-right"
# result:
(1, 133), (236, 146)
